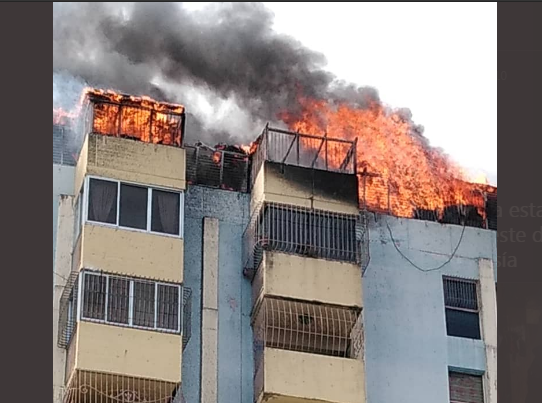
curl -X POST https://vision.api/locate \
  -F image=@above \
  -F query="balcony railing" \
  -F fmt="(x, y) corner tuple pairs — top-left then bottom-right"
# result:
(63, 370), (180, 403)
(185, 144), (250, 192)
(250, 126), (357, 190)
(243, 202), (369, 277)
(58, 270), (193, 350)
(252, 296), (364, 402)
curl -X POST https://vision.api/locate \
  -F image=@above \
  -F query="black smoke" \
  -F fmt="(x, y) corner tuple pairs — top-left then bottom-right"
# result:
(53, 2), (381, 143)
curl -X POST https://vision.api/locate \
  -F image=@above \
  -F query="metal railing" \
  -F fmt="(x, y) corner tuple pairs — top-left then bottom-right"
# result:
(57, 271), (193, 350)
(63, 370), (181, 403)
(252, 296), (363, 401)
(243, 202), (369, 276)
(53, 125), (79, 166)
(250, 125), (357, 189)
(185, 144), (250, 192)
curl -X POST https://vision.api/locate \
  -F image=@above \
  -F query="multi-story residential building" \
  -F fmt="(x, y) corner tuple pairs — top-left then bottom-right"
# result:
(53, 90), (497, 403)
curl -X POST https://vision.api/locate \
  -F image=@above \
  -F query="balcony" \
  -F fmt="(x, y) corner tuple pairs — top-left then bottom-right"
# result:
(58, 270), (192, 402)
(250, 127), (359, 216)
(253, 297), (366, 403)
(243, 202), (369, 296)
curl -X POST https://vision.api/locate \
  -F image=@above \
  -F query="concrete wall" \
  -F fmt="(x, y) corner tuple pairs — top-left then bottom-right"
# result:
(76, 321), (182, 383)
(183, 186), (253, 403)
(78, 224), (184, 283)
(261, 251), (363, 308)
(263, 348), (365, 403)
(252, 162), (360, 215)
(53, 164), (75, 278)
(363, 214), (498, 403)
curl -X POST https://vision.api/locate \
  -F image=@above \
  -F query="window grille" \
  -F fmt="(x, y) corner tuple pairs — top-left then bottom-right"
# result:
(243, 202), (366, 273)
(444, 277), (481, 340)
(58, 271), (192, 348)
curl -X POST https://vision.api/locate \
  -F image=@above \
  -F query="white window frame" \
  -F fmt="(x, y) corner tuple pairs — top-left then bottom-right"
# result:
(83, 175), (185, 239)
(79, 270), (182, 334)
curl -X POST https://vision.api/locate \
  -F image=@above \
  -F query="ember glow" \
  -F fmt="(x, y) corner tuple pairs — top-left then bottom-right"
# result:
(280, 97), (490, 220)
(53, 88), (185, 147)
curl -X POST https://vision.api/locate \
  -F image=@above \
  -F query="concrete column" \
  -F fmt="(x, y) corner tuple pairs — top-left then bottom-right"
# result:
(53, 195), (75, 403)
(479, 258), (497, 403)
(201, 218), (219, 403)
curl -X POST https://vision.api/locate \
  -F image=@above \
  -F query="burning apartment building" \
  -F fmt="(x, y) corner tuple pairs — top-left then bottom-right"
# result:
(53, 89), (497, 403)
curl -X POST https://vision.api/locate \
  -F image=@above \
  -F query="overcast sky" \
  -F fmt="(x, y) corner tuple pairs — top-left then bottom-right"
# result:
(181, 3), (496, 184)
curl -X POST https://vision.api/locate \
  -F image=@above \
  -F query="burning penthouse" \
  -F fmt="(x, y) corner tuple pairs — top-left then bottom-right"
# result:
(53, 89), (497, 403)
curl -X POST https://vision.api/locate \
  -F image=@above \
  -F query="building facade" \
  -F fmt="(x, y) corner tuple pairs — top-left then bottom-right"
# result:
(53, 92), (497, 403)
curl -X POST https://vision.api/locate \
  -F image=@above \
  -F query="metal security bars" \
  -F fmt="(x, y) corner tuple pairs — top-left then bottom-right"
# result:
(182, 287), (193, 350)
(243, 202), (366, 274)
(250, 126), (357, 190)
(185, 144), (250, 192)
(81, 271), (182, 333)
(252, 297), (363, 400)
(443, 277), (481, 340)
(58, 271), (81, 349)
(58, 271), (193, 348)
(63, 370), (180, 403)
(53, 125), (78, 166)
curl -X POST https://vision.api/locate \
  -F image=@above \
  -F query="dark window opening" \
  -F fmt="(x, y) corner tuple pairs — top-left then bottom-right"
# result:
(152, 190), (180, 235)
(88, 179), (118, 224)
(444, 277), (481, 340)
(119, 184), (148, 230)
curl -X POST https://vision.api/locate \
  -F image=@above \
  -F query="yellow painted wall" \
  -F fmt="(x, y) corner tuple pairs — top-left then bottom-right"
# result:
(80, 224), (183, 283)
(263, 348), (365, 403)
(75, 322), (181, 383)
(263, 252), (363, 308)
(86, 134), (186, 190)
(251, 163), (359, 215)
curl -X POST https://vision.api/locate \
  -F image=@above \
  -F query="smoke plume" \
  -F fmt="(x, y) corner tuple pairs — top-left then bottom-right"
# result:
(53, 2), (382, 144)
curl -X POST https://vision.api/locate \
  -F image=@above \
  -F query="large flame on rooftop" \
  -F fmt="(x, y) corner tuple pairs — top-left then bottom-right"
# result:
(280, 97), (491, 220)
(53, 88), (185, 147)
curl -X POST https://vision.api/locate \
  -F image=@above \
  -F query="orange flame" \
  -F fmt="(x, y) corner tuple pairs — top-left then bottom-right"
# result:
(53, 88), (185, 147)
(280, 97), (490, 219)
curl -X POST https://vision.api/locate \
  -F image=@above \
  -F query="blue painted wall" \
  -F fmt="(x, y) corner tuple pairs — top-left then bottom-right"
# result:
(363, 214), (497, 403)
(183, 186), (253, 403)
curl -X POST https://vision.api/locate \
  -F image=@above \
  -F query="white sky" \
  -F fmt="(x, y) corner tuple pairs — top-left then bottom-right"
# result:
(185, 2), (497, 184)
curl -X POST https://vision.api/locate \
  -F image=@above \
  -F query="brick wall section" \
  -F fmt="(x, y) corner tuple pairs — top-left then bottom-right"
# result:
(449, 372), (484, 403)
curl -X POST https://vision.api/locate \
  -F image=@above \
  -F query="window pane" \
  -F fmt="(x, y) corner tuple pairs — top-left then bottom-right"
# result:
(151, 190), (180, 235)
(445, 308), (481, 340)
(88, 179), (118, 224)
(119, 184), (148, 230)
(133, 281), (155, 328)
(82, 273), (106, 320)
(157, 285), (180, 331)
(108, 277), (130, 325)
